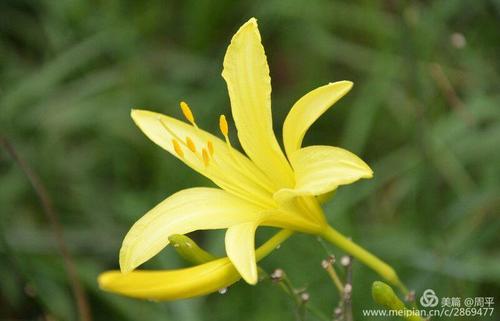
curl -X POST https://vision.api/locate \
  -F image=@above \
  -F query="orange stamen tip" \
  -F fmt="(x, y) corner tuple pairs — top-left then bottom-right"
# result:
(202, 148), (210, 166)
(180, 101), (195, 124)
(207, 141), (214, 156)
(172, 139), (184, 158)
(219, 115), (229, 137)
(186, 137), (196, 153)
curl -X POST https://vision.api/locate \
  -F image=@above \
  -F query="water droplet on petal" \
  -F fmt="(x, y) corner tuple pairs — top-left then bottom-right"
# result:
(276, 244), (281, 249)
(218, 287), (228, 294)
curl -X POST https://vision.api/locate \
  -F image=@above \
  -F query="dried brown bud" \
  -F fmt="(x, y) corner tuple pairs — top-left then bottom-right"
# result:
(405, 290), (416, 303)
(300, 292), (310, 303)
(340, 255), (351, 267)
(270, 268), (284, 282)
(450, 32), (466, 49)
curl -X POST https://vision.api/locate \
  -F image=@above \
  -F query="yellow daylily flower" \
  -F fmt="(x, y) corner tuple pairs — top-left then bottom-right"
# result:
(99, 17), (407, 300)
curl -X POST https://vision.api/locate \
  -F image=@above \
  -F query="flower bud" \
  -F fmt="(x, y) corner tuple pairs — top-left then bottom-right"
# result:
(168, 234), (216, 264)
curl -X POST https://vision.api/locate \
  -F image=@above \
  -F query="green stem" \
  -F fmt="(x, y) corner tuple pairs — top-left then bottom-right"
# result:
(320, 225), (408, 295)
(256, 229), (294, 260)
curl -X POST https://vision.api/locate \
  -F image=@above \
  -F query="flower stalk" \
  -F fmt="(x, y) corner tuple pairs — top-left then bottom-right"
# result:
(321, 255), (344, 293)
(320, 225), (408, 295)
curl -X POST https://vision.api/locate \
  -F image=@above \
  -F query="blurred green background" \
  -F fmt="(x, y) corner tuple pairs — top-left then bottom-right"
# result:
(1, 0), (499, 320)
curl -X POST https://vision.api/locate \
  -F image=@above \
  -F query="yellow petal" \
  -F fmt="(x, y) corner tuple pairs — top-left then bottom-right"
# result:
(283, 81), (353, 157)
(316, 190), (336, 204)
(275, 145), (372, 200)
(222, 18), (294, 188)
(261, 209), (323, 233)
(131, 109), (276, 208)
(119, 187), (265, 273)
(99, 229), (293, 301)
(271, 194), (327, 228)
(225, 222), (259, 284)
(100, 258), (239, 300)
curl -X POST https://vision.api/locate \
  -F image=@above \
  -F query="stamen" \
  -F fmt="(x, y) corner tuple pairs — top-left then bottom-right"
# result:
(186, 137), (196, 153)
(172, 139), (184, 158)
(207, 141), (214, 156)
(219, 115), (229, 138)
(180, 101), (197, 127)
(214, 114), (276, 195)
(202, 148), (210, 166)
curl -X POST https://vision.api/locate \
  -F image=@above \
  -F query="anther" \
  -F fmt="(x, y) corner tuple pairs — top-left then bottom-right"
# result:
(202, 148), (210, 166)
(207, 141), (214, 156)
(186, 137), (196, 153)
(172, 139), (184, 158)
(219, 115), (229, 137)
(180, 101), (197, 127)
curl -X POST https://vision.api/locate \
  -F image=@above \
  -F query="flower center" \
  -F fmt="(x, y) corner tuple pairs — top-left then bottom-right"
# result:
(163, 101), (278, 209)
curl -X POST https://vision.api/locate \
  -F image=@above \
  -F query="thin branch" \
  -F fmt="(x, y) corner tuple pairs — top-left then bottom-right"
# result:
(270, 268), (330, 321)
(332, 255), (354, 321)
(429, 63), (475, 125)
(341, 256), (353, 321)
(0, 136), (92, 321)
(322, 255), (344, 293)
